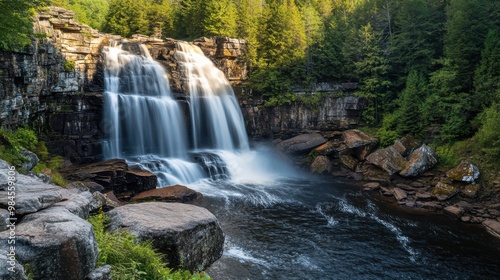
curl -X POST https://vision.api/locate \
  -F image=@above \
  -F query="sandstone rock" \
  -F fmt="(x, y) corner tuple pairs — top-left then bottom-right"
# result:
(399, 145), (437, 177)
(392, 136), (419, 157)
(366, 146), (406, 175)
(341, 129), (378, 160)
(461, 183), (480, 198)
(0, 174), (63, 215)
(380, 187), (393, 196)
(363, 182), (380, 191)
(482, 219), (500, 238)
(432, 181), (459, 201)
(310, 156), (332, 174)
(276, 133), (327, 154)
(339, 155), (358, 171)
(417, 201), (442, 211)
(60, 159), (157, 195)
(107, 202), (224, 271)
(0, 249), (29, 280)
(313, 140), (349, 157)
(446, 160), (480, 183)
(0, 207), (98, 280)
(132, 185), (202, 203)
(393, 188), (408, 201)
(18, 149), (40, 172)
(443, 205), (464, 218)
(416, 192), (433, 201)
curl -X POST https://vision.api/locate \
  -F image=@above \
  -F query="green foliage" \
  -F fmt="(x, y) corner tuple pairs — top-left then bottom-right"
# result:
(88, 212), (211, 280)
(395, 70), (427, 137)
(202, 0), (238, 37)
(50, 0), (109, 30)
(474, 103), (500, 163)
(8, 128), (39, 151)
(377, 113), (400, 147)
(64, 60), (76, 72)
(434, 144), (460, 168)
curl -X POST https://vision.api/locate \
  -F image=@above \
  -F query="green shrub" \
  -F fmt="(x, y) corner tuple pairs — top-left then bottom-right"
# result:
(474, 103), (500, 164)
(88, 213), (211, 280)
(9, 128), (38, 151)
(377, 113), (400, 146)
(434, 144), (460, 168)
(64, 60), (76, 72)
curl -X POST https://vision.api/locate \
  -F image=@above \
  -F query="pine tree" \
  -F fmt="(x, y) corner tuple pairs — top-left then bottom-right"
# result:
(395, 70), (427, 137)
(473, 29), (500, 111)
(202, 0), (238, 37)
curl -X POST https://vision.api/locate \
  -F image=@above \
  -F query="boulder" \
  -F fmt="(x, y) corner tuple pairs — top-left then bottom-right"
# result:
(392, 136), (419, 157)
(399, 145), (438, 177)
(102, 190), (121, 209)
(341, 129), (378, 160)
(0, 160), (15, 191)
(366, 146), (406, 175)
(0, 207), (98, 280)
(0, 174), (63, 215)
(132, 185), (202, 203)
(482, 219), (500, 238)
(461, 184), (480, 198)
(18, 149), (40, 172)
(107, 202), (224, 272)
(310, 156), (332, 174)
(339, 155), (358, 171)
(0, 249), (29, 280)
(276, 133), (327, 154)
(86, 265), (112, 280)
(393, 188), (408, 201)
(432, 181), (459, 201)
(446, 160), (480, 183)
(0, 209), (9, 231)
(53, 189), (102, 219)
(443, 205), (464, 218)
(60, 159), (157, 195)
(313, 140), (349, 157)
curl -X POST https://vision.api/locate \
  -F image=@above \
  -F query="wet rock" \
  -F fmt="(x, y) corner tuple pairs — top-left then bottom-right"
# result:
(380, 187), (393, 196)
(363, 182), (380, 191)
(0, 207), (98, 280)
(132, 185), (202, 203)
(341, 129), (378, 160)
(432, 181), (459, 201)
(444, 205), (464, 218)
(446, 160), (480, 183)
(107, 202), (224, 271)
(399, 145), (437, 177)
(392, 136), (419, 157)
(366, 146), (406, 175)
(310, 156), (332, 174)
(276, 133), (327, 154)
(60, 159), (157, 195)
(470, 216), (484, 224)
(393, 188), (408, 201)
(0, 174), (63, 215)
(410, 181), (425, 188)
(339, 155), (357, 171)
(417, 201), (442, 211)
(461, 183), (480, 198)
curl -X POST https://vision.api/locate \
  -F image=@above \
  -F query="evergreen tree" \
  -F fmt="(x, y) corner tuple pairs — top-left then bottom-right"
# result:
(235, 0), (263, 65)
(104, 0), (150, 37)
(395, 70), (427, 137)
(202, 0), (238, 37)
(473, 29), (500, 111)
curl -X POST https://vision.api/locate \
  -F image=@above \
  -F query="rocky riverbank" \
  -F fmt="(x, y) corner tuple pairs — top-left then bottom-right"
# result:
(0, 158), (224, 279)
(273, 130), (500, 239)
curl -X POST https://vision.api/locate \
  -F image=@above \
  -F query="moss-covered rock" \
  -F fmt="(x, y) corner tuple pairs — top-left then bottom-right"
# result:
(432, 181), (460, 201)
(446, 160), (480, 183)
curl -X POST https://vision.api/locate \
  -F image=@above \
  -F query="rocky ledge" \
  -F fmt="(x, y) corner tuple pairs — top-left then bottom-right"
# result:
(0, 159), (224, 279)
(276, 131), (500, 238)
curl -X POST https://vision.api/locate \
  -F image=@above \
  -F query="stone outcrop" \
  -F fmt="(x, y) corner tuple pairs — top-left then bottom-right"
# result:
(341, 129), (378, 160)
(366, 146), (406, 175)
(60, 159), (157, 197)
(0, 207), (98, 280)
(242, 94), (366, 140)
(131, 185), (202, 203)
(446, 160), (480, 183)
(399, 144), (437, 177)
(277, 133), (326, 154)
(107, 202), (224, 272)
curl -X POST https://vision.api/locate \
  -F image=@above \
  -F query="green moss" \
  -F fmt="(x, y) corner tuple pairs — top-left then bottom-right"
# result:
(88, 213), (211, 280)
(64, 60), (76, 72)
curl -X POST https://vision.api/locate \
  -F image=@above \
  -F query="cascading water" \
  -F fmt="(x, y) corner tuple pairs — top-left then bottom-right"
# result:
(175, 42), (249, 151)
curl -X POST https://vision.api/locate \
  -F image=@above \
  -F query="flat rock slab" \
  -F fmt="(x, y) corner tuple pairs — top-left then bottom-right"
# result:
(0, 173), (63, 215)
(276, 133), (326, 154)
(131, 185), (202, 202)
(107, 202), (224, 271)
(483, 219), (500, 238)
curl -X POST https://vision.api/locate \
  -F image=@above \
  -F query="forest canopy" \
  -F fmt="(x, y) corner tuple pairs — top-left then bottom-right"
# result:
(2, 0), (500, 164)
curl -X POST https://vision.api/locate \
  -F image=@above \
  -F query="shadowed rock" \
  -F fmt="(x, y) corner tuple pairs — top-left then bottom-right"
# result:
(131, 185), (202, 202)
(107, 202), (224, 272)
(276, 133), (326, 154)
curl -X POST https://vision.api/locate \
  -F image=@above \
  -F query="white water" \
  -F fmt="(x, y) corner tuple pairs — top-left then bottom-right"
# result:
(103, 43), (287, 186)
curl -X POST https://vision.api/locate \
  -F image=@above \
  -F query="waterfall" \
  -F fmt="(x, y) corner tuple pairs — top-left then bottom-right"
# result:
(103, 45), (188, 159)
(102, 42), (289, 187)
(175, 42), (249, 151)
